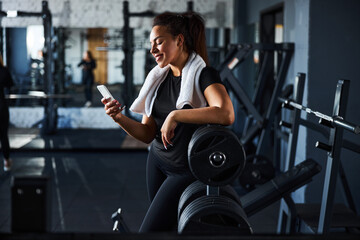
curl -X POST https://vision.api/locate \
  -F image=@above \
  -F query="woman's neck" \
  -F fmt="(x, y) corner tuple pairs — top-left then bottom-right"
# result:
(170, 51), (189, 77)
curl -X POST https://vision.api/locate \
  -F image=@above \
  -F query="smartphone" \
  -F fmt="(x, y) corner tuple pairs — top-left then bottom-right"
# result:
(97, 85), (115, 102)
(97, 85), (126, 111)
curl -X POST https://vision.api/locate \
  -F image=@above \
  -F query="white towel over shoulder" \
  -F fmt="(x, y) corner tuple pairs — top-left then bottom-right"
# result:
(130, 53), (207, 117)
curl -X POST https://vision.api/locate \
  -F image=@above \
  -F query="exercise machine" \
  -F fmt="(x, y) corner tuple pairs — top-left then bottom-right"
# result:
(278, 74), (360, 234)
(218, 43), (294, 157)
(217, 43), (294, 190)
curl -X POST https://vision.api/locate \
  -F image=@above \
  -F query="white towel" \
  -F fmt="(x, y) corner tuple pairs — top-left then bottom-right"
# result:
(130, 53), (207, 117)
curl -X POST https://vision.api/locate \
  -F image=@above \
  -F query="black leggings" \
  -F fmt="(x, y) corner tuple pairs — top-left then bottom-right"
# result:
(139, 148), (195, 232)
(84, 77), (93, 102)
(0, 108), (10, 159)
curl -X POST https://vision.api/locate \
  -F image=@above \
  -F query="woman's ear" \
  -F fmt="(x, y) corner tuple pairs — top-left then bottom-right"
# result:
(177, 34), (184, 47)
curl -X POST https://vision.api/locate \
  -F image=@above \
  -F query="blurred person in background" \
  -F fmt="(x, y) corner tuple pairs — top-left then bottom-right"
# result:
(78, 50), (96, 107)
(0, 53), (14, 171)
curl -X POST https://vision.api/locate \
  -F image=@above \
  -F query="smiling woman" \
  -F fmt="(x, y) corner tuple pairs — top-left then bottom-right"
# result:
(151, 12), (209, 69)
(149, 26), (182, 70)
(101, 11), (234, 233)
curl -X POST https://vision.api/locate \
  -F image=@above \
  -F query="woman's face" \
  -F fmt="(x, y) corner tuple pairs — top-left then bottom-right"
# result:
(83, 52), (89, 60)
(149, 25), (182, 68)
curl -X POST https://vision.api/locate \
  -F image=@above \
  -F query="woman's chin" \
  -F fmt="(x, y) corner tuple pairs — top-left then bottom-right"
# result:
(157, 62), (167, 68)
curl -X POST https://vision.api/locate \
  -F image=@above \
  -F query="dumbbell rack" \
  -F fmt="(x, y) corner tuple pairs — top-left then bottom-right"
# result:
(278, 74), (360, 234)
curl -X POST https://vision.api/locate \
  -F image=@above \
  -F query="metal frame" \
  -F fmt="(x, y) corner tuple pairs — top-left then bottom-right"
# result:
(276, 73), (306, 234)
(0, 1), (56, 135)
(316, 79), (350, 234)
(218, 43), (294, 157)
(278, 77), (360, 234)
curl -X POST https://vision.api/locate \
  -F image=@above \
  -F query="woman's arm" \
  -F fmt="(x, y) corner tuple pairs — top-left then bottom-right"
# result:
(77, 60), (84, 67)
(161, 83), (234, 147)
(102, 98), (157, 144)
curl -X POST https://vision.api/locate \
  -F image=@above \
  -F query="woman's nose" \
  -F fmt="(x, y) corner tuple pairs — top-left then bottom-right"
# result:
(150, 45), (157, 54)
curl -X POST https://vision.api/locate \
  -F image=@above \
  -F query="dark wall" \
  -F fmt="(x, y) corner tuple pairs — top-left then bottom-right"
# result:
(306, 0), (360, 212)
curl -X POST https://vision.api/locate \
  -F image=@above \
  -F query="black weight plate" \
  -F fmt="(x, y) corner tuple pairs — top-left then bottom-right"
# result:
(178, 181), (243, 220)
(178, 181), (206, 220)
(239, 155), (275, 191)
(178, 195), (252, 234)
(188, 125), (246, 186)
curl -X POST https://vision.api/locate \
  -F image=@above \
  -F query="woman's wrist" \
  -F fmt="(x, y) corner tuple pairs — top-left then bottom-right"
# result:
(169, 110), (179, 122)
(113, 113), (123, 122)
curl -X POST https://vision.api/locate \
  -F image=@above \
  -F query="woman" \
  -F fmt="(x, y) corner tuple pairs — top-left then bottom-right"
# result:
(0, 54), (14, 171)
(102, 12), (234, 232)
(78, 50), (96, 107)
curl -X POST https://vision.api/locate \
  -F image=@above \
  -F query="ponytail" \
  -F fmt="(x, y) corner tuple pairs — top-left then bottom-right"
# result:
(153, 11), (209, 65)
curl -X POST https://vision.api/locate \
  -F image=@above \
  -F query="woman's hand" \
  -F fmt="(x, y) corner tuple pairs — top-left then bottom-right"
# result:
(161, 111), (178, 149)
(101, 98), (125, 119)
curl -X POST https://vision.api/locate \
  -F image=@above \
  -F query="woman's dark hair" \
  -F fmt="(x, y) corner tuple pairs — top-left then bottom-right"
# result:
(153, 11), (209, 65)
(86, 50), (94, 60)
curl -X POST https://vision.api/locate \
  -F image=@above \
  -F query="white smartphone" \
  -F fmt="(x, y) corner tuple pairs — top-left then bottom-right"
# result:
(97, 85), (115, 102)
(97, 85), (126, 111)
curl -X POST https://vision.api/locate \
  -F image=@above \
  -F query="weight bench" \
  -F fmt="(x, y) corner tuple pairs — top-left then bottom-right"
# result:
(240, 158), (321, 217)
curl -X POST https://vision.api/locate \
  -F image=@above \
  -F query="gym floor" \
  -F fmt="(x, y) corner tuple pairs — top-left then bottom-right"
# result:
(0, 127), (280, 234)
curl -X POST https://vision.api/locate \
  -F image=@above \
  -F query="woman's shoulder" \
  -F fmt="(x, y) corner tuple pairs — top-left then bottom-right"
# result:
(199, 66), (222, 91)
(200, 66), (220, 81)
(201, 66), (218, 74)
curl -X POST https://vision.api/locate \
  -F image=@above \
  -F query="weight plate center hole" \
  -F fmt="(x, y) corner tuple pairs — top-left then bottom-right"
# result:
(209, 152), (226, 168)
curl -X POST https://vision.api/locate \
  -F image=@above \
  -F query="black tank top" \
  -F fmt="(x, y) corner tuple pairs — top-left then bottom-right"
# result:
(151, 66), (223, 171)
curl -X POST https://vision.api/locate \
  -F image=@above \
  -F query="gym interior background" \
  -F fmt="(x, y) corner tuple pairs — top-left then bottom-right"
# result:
(0, 0), (359, 239)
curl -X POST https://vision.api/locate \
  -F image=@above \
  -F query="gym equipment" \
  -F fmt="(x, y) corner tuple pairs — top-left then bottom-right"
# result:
(0, 1), (61, 135)
(111, 208), (130, 232)
(109, 125), (251, 234)
(238, 86), (293, 191)
(187, 125), (246, 186)
(180, 124), (322, 235)
(276, 73), (307, 233)
(108, 121), (322, 234)
(239, 154), (275, 191)
(179, 159), (321, 221)
(178, 181), (242, 221)
(278, 75), (360, 234)
(218, 43), (294, 158)
(178, 195), (252, 234)
(179, 125), (252, 234)
(218, 43), (294, 191)
(6, 92), (71, 132)
(279, 98), (360, 135)
(11, 176), (51, 233)
(240, 158), (321, 217)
